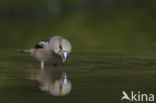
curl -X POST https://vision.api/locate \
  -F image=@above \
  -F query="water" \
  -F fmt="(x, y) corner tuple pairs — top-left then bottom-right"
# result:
(0, 12), (156, 103)
(0, 50), (156, 103)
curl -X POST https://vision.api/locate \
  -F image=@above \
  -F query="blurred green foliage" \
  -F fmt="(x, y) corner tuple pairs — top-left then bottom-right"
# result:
(0, 0), (156, 54)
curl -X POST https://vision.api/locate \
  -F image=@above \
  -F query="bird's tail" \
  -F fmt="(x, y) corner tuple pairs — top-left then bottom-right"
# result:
(16, 49), (33, 54)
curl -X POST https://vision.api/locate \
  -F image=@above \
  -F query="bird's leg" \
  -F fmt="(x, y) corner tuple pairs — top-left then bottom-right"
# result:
(41, 61), (44, 70)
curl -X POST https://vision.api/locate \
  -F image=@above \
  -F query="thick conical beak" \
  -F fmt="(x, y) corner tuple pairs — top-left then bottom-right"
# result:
(58, 51), (69, 62)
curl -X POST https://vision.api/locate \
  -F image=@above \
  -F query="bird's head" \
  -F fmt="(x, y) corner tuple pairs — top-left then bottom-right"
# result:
(49, 36), (72, 62)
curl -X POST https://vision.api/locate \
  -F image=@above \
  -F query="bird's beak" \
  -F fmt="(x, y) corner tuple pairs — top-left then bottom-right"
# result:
(58, 51), (69, 62)
(59, 72), (69, 85)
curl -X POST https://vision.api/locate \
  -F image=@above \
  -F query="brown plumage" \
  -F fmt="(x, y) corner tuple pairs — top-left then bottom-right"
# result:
(30, 66), (72, 96)
(17, 36), (72, 70)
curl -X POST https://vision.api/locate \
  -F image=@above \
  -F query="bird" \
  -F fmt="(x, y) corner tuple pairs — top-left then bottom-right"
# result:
(16, 36), (72, 70)
(30, 66), (72, 96)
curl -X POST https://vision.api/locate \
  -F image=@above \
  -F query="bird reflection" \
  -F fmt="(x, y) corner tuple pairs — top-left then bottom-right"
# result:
(30, 66), (72, 96)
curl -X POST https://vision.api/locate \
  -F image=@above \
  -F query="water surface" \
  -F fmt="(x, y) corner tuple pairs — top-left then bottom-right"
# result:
(0, 50), (156, 103)
(0, 12), (156, 103)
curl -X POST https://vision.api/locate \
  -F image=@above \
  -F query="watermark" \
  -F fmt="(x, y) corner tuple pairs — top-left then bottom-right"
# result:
(121, 91), (155, 102)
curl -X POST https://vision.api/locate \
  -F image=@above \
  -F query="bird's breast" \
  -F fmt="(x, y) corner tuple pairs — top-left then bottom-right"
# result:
(33, 48), (59, 64)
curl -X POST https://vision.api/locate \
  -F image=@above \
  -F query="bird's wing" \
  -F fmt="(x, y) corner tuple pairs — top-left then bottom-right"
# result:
(34, 41), (47, 49)
(34, 36), (53, 49)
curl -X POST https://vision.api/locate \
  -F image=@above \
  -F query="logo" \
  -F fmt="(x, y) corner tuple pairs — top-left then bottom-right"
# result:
(121, 91), (155, 102)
